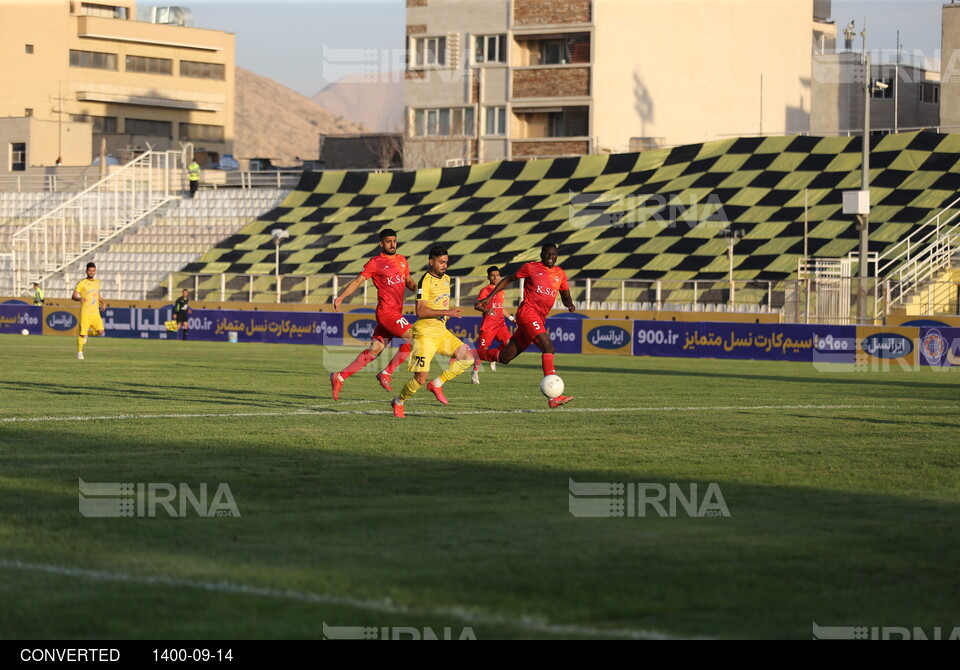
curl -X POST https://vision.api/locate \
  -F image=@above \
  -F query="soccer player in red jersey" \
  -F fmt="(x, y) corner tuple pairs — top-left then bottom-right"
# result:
(330, 229), (417, 400)
(471, 265), (514, 384)
(477, 243), (575, 408)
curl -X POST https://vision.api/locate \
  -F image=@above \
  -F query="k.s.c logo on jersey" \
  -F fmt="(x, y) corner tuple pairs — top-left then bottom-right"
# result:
(46, 311), (78, 331)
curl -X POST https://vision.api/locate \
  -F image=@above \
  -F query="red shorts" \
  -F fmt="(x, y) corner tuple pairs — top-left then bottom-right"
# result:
(372, 313), (412, 343)
(478, 320), (512, 349)
(512, 314), (549, 352)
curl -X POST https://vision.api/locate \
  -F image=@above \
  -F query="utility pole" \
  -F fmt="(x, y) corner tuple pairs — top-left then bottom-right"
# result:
(857, 27), (871, 323)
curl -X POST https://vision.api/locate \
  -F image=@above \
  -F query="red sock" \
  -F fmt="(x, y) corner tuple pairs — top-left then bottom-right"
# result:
(474, 347), (501, 363)
(340, 349), (375, 380)
(542, 353), (555, 376)
(383, 341), (411, 375)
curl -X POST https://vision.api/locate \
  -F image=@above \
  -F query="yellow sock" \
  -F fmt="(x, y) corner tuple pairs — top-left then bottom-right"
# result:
(437, 358), (472, 385)
(399, 379), (422, 402)
(77, 335), (86, 353)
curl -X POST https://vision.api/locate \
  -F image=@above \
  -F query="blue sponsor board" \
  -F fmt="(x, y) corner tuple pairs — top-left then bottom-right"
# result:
(102, 307), (173, 339)
(919, 327), (960, 367)
(100, 308), (344, 344)
(0, 305), (42, 334)
(546, 317), (582, 354)
(45, 310), (78, 332)
(861, 332), (914, 359)
(192, 309), (342, 344)
(586, 324), (631, 350)
(632, 320), (856, 363)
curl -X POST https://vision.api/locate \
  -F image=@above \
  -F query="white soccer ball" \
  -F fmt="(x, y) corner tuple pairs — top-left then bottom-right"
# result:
(540, 374), (564, 399)
(21, 329), (29, 336)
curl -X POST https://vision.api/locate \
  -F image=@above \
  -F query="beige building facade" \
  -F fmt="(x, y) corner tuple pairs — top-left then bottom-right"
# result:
(941, 3), (960, 131)
(0, 0), (234, 174)
(404, 0), (819, 168)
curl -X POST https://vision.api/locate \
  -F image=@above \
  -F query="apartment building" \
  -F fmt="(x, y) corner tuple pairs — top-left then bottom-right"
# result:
(404, 0), (818, 167)
(0, 0), (234, 174)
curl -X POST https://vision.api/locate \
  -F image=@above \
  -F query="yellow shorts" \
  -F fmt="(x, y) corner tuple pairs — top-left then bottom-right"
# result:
(79, 312), (104, 335)
(408, 329), (464, 373)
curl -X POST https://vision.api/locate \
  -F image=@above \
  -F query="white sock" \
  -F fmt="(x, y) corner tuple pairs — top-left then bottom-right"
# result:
(432, 377), (443, 387)
(336, 373), (344, 382)
(394, 396), (402, 405)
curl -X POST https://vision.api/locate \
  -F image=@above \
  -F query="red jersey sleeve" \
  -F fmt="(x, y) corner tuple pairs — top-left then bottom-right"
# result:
(360, 257), (378, 279)
(515, 262), (533, 279)
(558, 269), (569, 291)
(477, 285), (493, 303)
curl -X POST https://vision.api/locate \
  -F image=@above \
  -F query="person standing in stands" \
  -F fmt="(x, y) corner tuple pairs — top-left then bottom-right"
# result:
(32, 283), (44, 306)
(187, 159), (201, 198)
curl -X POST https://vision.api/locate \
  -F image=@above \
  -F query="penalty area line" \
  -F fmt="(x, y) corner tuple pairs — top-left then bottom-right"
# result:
(0, 559), (685, 640)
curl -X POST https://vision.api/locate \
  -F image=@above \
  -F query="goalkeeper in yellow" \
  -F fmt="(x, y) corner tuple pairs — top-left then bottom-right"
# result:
(71, 262), (106, 360)
(392, 246), (474, 418)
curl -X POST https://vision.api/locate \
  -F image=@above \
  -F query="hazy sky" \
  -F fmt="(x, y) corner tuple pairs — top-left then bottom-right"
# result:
(182, 0), (947, 97)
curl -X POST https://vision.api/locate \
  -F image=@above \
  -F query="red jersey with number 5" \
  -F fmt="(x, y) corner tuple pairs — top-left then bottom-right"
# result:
(515, 261), (568, 321)
(361, 252), (409, 316)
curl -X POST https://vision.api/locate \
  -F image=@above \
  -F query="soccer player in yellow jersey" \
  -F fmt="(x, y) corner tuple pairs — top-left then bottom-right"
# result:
(392, 246), (474, 418)
(71, 262), (106, 360)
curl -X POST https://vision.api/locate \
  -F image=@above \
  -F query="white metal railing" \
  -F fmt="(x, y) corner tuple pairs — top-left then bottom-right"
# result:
(10, 150), (180, 290)
(874, 194), (960, 316)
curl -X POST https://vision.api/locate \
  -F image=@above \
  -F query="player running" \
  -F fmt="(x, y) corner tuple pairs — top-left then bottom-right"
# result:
(71, 262), (106, 360)
(470, 265), (514, 384)
(392, 246), (474, 418)
(476, 243), (575, 408)
(331, 229), (417, 400)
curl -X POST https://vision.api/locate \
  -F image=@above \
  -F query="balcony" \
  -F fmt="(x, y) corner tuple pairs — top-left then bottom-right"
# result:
(513, 0), (591, 26)
(513, 66), (590, 98)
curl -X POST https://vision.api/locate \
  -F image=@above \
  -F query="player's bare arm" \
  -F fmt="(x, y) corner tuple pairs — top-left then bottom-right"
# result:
(332, 274), (366, 312)
(71, 290), (82, 302)
(416, 300), (462, 319)
(480, 274), (516, 310)
(405, 275), (417, 291)
(560, 289), (575, 312)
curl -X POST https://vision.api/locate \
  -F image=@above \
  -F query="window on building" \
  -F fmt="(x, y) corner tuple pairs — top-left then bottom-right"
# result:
(80, 3), (127, 19)
(871, 78), (893, 99)
(921, 83), (940, 105)
(25, 44), (34, 54)
(69, 49), (117, 70)
(179, 123), (224, 142)
(70, 115), (118, 133)
(11, 143), (26, 171)
(542, 40), (566, 65)
(485, 107), (506, 136)
(475, 34), (506, 64)
(549, 107), (588, 136)
(180, 60), (226, 80)
(413, 36), (446, 67)
(125, 118), (172, 137)
(24, 109), (33, 117)
(126, 55), (173, 75)
(413, 107), (475, 136)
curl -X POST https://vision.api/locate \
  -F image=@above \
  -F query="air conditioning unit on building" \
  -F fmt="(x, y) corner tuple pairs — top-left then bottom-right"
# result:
(149, 7), (194, 27)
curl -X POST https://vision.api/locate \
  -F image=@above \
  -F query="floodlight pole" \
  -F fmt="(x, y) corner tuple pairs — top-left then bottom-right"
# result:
(857, 35), (871, 324)
(274, 237), (282, 304)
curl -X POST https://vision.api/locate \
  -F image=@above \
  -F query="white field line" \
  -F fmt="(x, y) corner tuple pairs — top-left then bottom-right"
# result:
(0, 404), (885, 424)
(0, 559), (687, 640)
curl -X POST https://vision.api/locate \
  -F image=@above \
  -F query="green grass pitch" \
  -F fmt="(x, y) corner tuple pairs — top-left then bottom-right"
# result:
(1, 334), (959, 639)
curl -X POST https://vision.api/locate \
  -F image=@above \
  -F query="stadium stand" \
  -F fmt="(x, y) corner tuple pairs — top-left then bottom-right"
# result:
(182, 132), (960, 309)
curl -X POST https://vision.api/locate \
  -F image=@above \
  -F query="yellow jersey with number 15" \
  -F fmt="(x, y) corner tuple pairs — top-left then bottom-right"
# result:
(412, 272), (450, 338)
(75, 278), (102, 315)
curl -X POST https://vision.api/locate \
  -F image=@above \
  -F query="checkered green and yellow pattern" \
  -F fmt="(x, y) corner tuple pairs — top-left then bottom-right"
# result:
(185, 132), (960, 282)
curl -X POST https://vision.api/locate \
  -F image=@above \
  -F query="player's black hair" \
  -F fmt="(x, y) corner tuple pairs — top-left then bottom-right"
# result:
(86, 262), (96, 269)
(429, 245), (448, 259)
(486, 266), (500, 276)
(379, 228), (397, 241)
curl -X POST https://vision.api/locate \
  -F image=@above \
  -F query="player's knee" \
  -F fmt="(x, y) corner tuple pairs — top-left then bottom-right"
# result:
(369, 340), (385, 356)
(414, 371), (428, 385)
(454, 344), (471, 360)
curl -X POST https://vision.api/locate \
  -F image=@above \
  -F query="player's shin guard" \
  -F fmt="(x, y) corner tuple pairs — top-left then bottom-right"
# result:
(339, 349), (376, 380)
(542, 353), (555, 376)
(383, 341), (411, 375)
(436, 358), (472, 386)
(77, 336), (85, 353)
(474, 347), (501, 363)
(398, 378), (422, 402)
